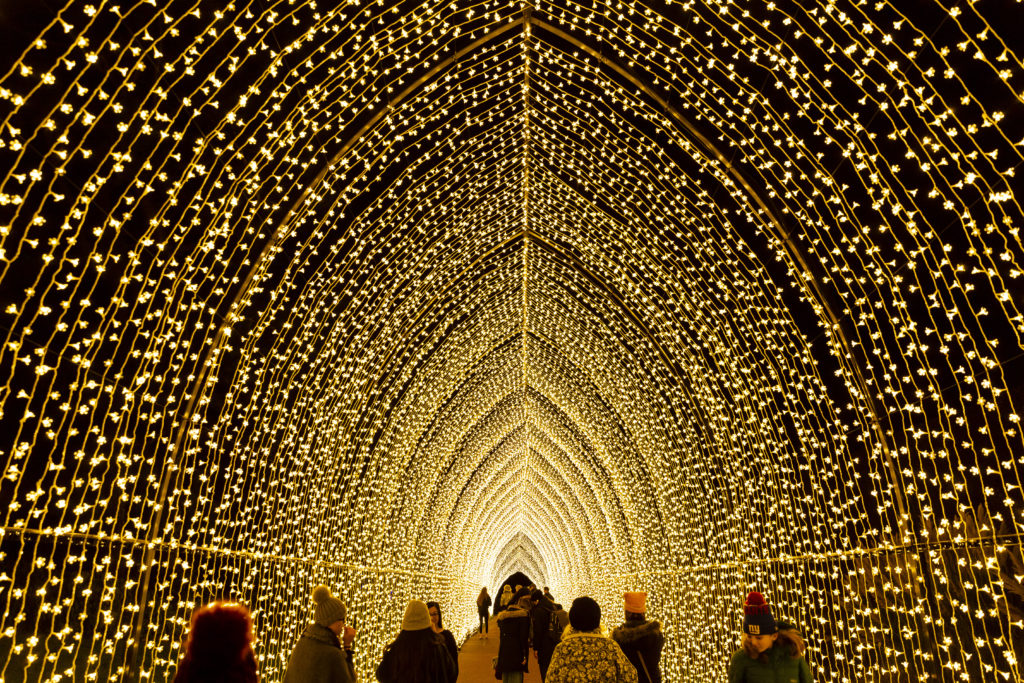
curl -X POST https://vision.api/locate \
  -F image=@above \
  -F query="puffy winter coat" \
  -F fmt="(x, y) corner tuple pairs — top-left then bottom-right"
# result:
(282, 623), (354, 683)
(546, 630), (638, 683)
(727, 644), (812, 683)
(495, 605), (531, 673)
(611, 620), (664, 683)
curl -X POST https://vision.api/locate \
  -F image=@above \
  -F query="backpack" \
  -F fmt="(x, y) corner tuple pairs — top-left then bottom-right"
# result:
(547, 609), (565, 644)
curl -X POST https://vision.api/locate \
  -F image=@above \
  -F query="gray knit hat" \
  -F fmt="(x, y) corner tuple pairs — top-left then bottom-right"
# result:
(312, 585), (347, 626)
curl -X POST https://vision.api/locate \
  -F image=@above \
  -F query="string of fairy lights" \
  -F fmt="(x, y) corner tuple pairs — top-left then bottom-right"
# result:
(0, 0), (1021, 681)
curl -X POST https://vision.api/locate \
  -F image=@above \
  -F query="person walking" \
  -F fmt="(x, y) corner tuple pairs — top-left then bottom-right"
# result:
(498, 585), (514, 614)
(376, 600), (457, 683)
(427, 601), (460, 679)
(283, 586), (356, 683)
(727, 591), (812, 683)
(496, 594), (533, 683)
(173, 601), (258, 683)
(611, 592), (663, 683)
(550, 603), (570, 645)
(477, 587), (493, 637)
(545, 596), (637, 683)
(530, 589), (558, 681)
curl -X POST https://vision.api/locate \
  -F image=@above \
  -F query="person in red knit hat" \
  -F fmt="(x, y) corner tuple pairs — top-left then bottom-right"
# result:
(727, 591), (811, 683)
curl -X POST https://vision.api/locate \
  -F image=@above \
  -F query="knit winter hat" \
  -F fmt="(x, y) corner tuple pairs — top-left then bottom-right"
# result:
(742, 591), (777, 635)
(402, 600), (432, 631)
(569, 596), (601, 632)
(312, 585), (347, 626)
(623, 592), (647, 614)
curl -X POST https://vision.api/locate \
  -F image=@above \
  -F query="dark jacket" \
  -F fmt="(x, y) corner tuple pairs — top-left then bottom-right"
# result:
(376, 630), (457, 683)
(439, 629), (459, 679)
(283, 623), (355, 683)
(531, 595), (557, 651)
(611, 620), (664, 683)
(496, 605), (531, 673)
(727, 643), (812, 683)
(478, 594), (492, 616)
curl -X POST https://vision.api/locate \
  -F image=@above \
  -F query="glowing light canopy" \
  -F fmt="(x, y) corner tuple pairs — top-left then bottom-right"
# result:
(0, 1), (1022, 682)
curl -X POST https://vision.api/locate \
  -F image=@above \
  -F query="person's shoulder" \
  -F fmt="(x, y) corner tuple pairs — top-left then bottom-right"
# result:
(728, 648), (751, 666)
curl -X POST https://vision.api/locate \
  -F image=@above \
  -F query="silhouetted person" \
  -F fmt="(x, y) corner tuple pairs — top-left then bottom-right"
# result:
(530, 589), (558, 680)
(477, 587), (493, 636)
(496, 595), (533, 683)
(283, 585), (355, 683)
(727, 591), (811, 683)
(611, 592), (663, 683)
(376, 600), (456, 683)
(173, 601), (258, 683)
(546, 596), (637, 683)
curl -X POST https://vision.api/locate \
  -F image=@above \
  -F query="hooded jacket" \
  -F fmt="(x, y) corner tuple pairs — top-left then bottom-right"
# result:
(611, 620), (664, 683)
(495, 604), (531, 673)
(545, 630), (638, 683)
(283, 623), (355, 683)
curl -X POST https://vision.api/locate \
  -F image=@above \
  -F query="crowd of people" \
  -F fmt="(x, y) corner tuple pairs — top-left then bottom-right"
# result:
(170, 583), (810, 683)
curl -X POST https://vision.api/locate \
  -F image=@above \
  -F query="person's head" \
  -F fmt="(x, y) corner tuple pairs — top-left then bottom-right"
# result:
(543, 586), (549, 592)
(426, 601), (443, 629)
(402, 600), (432, 632)
(740, 591), (778, 658)
(530, 589), (545, 604)
(175, 601), (257, 683)
(480, 586), (488, 595)
(568, 596), (601, 632)
(503, 585), (512, 593)
(312, 585), (347, 635)
(742, 591), (776, 637)
(515, 584), (522, 592)
(623, 591), (647, 621)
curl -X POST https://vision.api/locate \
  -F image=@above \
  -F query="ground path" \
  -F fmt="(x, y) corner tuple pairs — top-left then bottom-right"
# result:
(458, 617), (542, 683)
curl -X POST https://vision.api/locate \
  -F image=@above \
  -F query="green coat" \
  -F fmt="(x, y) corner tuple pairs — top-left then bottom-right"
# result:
(727, 645), (812, 683)
(283, 623), (355, 683)
(546, 631), (638, 683)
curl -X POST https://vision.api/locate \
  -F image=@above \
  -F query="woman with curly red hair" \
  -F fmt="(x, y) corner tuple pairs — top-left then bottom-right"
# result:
(174, 601), (259, 683)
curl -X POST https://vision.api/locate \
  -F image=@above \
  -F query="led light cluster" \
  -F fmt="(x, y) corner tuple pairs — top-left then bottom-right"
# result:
(0, 1), (1021, 682)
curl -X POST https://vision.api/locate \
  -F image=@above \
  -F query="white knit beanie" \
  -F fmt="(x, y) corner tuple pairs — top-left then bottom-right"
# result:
(402, 600), (432, 631)
(312, 585), (347, 626)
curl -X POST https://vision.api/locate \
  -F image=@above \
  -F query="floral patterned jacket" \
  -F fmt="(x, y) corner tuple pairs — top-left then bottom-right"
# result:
(546, 630), (639, 683)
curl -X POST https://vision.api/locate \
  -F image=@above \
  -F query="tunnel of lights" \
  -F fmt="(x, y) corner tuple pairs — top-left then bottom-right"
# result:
(0, 1), (1022, 681)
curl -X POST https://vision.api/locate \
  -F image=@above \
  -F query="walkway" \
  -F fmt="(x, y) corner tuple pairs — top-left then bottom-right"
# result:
(459, 617), (542, 683)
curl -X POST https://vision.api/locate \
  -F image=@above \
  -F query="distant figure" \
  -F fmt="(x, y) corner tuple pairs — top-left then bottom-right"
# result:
(530, 589), (558, 680)
(499, 585), (515, 614)
(427, 601), (459, 679)
(376, 600), (456, 683)
(477, 587), (493, 637)
(546, 596), (637, 683)
(543, 586), (554, 601)
(496, 595), (533, 683)
(173, 601), (258, 683)
(550, 603), (570, 645)
(283, 585), (355, 683)
(611, 592), (663, 683)
(727, 591), (811, 683)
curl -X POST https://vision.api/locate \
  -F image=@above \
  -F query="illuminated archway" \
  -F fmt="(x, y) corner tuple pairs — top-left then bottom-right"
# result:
(0, 2), (1021, 682)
